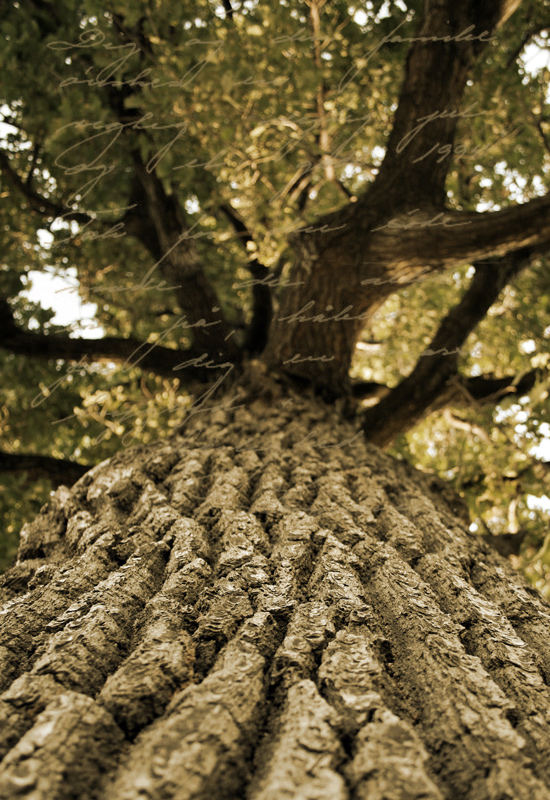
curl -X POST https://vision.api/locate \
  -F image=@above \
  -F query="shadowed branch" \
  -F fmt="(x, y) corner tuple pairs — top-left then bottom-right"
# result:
(362, 249), (535, 446)
(0, 451), (90, 486)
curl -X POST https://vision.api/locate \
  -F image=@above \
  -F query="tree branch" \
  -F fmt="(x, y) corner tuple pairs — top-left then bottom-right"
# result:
(533, 115), (550, 158)
(25, 143), (41, 187)
(506, 24), (549, 68)
(0, 151), (94, 225)
(353, 368), (545, 409)
(264, 2), (531, 393)
(443, 409), (491, 443)
(279, 158), (319, 212)
(308, 0), (334, 184)
(0, 451), (90, 486)
(220, 204), (272, 354)
(222, 0), (234, 20)
(362, 249), (532, 446)
(0, 300), (223, 382)
(351, 379), (389, 401)
(130, 154), (241, 360)
(462, 459), (550, 491)
(366, 194), (550, 279)
(3, 329), (226, 381)
(457, 368), (545, 406)
(372, 0), (522, 207)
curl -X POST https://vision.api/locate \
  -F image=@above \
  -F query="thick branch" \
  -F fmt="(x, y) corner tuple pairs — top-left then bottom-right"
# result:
(130, 155), (240, 359)
(0, 451), (90, 486)
(373, 0), (521, 207)
(362, 250), (532, 447)
(351, 380), (389, 401)
(220, 204), (272, 354)
(263, 94), (548, 394)
(353, 369), (544, 409)
(366, 194), (550, 278)
(263, 199), (548, 394)
(456, 368), (545, 406)
(0, 311), (223, 383)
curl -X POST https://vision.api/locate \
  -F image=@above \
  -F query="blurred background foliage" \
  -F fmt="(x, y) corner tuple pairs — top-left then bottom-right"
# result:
(0, 0), (549, 592)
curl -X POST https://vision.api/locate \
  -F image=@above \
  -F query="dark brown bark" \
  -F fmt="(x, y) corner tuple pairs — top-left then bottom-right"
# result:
(222, 0), (234, 20)
(365, 194), (550, 275)
(1, 383), (550, 799)
(373, 0), (516, 207)
(0, 451), (89, 485)
(265, 188), (550, 394)
(263, 213), (383, 392)
(0, 289), (223, 382)
(451, 368), (545, 407)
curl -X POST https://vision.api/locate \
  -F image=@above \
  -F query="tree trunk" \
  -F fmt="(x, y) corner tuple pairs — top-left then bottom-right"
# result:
(2, 378), (550, 800)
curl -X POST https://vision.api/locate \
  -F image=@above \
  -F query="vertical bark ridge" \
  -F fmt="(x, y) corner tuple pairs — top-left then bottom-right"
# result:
(349, 461), (550, 785)
(366, 461), (550, 684)
(248, 679), (349, 800)
(470, 556), (550, 683)
(418, 554), (550, 784)
(1, 386), (550, 798)
(105, 612), (279, 800)
(0, 692), (125, 799)
(26, 541), (170, 695)
(354, 537), (550, 799)
(162, 447), (214, 515)
(319, 631), (444, 800)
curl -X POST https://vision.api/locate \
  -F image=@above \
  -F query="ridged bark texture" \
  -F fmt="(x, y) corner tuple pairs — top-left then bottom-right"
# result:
(2, 384), (550, 799)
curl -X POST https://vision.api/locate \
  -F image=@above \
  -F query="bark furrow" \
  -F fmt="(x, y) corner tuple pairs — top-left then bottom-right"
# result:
(1, 386), (550, 799)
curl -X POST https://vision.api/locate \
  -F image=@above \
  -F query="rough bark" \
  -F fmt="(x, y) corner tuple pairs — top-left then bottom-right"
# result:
(2, 381), (550, 799)
(265, 188), (550, 393)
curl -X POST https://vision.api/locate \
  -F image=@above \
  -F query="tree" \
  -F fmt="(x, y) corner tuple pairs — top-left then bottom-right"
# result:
(1, 0), (550, 794)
